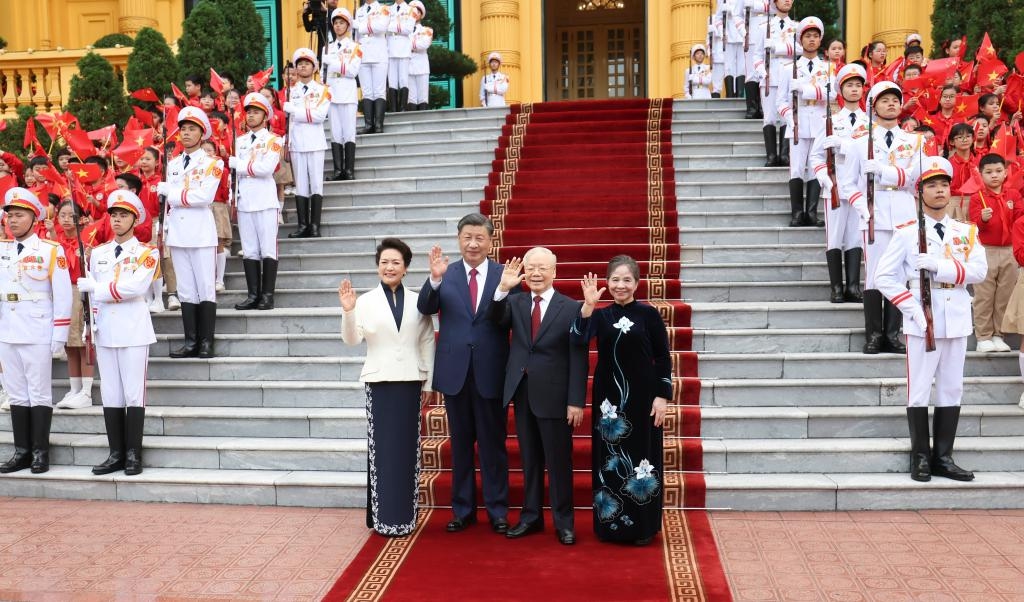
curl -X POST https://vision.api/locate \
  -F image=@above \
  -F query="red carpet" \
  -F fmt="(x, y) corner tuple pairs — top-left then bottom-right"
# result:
(326, 99), (730, 601)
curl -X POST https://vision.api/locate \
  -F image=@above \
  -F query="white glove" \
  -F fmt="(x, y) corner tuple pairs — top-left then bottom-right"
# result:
(228, 156), (239, 169)
(789, 78), (804, 93)
(823, 135), (843, 150)
(76, 276), (96, 293)
(282, 101), (297, 114)
(50, 340), (65, 355)
(852, 198), (870, 223)
(914, 253), (939, 273)
(863, 158), (885, 176)
(816, 171), (833, 195)
(907, 305), (929, 332)
(156, 182), (169, 196)
(754, 64), (767, 80)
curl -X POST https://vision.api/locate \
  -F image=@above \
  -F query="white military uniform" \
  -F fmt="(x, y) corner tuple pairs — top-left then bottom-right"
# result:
(752, 12), (799, 127)
(387, 0), (415, 92)
(286, 78), (331, 197)
(235, 128), (283, 260)
(743, 0), (771, 83)
(164, 147), (222, 304)
(323, 36), (363, 144)
(409, 24), (433, 106)
(0, 233), (72, 407)
(712, 0), (746, 81)
(839, 125), (926, 288)
(811, 105), (869, 251)
(355, 0), (390, 101)
(707, 16), (724, 95)
(777, 55), (836, 179)
(480, 71), (509, 107)
(875, 216), (987, 407)
(87, 237), (158, 408)
(684, 63), (714, 100)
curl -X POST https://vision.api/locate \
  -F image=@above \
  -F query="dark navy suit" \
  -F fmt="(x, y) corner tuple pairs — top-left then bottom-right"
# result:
(417, 259), (514, 522)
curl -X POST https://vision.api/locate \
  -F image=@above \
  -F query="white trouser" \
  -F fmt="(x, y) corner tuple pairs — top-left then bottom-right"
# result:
(906, 335), (967, 407)
(712, 60), (724, 94)
(689, 88), (713, 100)
(238, 209), (280, 260)
(862, 229), (893, 290)
(97, 345), (149, 408)
(788, 136), (814, 180)
(359, 62), (388, 100)
(762, 85), (783, 126)
(388, 57), (410, 89)
(724, 44), (744, 78)
(825, 200), (863, 251)
(170, 245), (217, 304)
(408, 74), (429, 105)
(290, 150), (325, 197)
(0, 343), (51, 407)
(329, 103), (357, 144)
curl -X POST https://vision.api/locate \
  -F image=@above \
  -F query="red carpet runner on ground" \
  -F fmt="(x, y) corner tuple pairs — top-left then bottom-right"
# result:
(325, 98), (731, 602)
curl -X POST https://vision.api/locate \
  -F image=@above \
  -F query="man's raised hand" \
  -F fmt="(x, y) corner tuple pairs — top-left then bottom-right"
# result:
(428, 245), (449, 280)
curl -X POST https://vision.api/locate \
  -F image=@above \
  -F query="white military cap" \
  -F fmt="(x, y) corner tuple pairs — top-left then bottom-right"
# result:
(3, 187), (44, 219)
(107, 189), (146, 223)
(177, 106), (213, 140)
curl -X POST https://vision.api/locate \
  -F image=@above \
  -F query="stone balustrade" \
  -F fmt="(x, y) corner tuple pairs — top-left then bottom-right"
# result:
(0, 47), (132, 119)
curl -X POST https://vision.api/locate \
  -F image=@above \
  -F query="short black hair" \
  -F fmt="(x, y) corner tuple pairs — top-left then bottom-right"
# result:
(115, 172), (142, 194)
(28, 156), (50, 169)
(979, 153), (1006, 170)
(84, 156), (108, 171)
(948, 122), (974, 142)
(903, 64), (922, 76)
(200, 88), (218, 100)
(607, 255), (640, 280)
(54, 148), (71, 159)
(904, 45), (925, 58)
(376, 237), (413, 266)
(209, 111), (229, 124)
(979, 93), (999, 109)
(457, 212), (494, 235)
(185, 74), (205, 87)
(914, 125), (935, 135)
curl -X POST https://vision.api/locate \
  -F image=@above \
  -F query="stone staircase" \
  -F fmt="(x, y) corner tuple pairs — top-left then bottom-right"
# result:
(678, 99), (1024, 510)
(0, 107), (507, 505)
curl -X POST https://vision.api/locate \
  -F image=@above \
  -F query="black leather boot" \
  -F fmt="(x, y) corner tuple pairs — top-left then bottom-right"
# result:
(398, 87), (409, 112)
(29, 406), (52, 474)
(736, 76), (746, 98)
(309, 194), (323, 238)
(788, 178), (805, 227)
(724, 76), (734, 98)
(883, 299), (907, 354)
(256, 258), (278, 310)
(328, 143), (345, 181)
(417, 102), (429, 111)
(92, 407), (126, 475)
(234, 259), (262, 310)
(844, 248), (864, 302)
(931, 406), (974, 481)
(343, 141), (356, 180)
(862, 289), (885, 354)
(169, 303), (199, 358)
(825, 249), (845, 303)
(386, 88), (397, 112)
(0, 405), (32, 473)
(373, 98), (386, 133)
(197, 301), (217, 359)
(288, 196), (311, 238)
(763, 125), (779, 167)
(906, 407), (931, 482)
(805, 179), (824, 227)
(745, 81), (761, 118)
(124, 407), (145, 476)
(358, 99), (375, 134)
(779, 126), (790, 166)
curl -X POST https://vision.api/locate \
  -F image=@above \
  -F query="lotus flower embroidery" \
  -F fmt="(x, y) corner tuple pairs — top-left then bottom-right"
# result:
(612, 316), (634, 334)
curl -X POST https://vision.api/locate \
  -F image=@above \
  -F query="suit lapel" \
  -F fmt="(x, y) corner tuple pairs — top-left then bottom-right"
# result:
(448, 259), (475, 318)
(474, 259), (502, 322)
(533, 292), (565, 342)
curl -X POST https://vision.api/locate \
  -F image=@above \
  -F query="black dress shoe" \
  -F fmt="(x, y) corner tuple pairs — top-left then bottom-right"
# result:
(556, 529), (576, 545)
(490, 517), (509, 534)
(505, 521), (543, 539)
(446, 515), (477, 532)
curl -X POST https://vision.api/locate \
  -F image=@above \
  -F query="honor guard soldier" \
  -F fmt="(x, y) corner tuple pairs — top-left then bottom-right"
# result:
(156, 106), (223, 359)
(322, 8), (362, 182)
(355, 0), (391, 133)
(480, 53), (509, 107)
(752, 0), (798, 167)
(811, 63), (869, 303)
(386, 0), (414, 112)
(839, 81), (926, 355)
(712, 0), (747, 98)
(0, 188), (72, 474)
(874, 157), (986, 482)
(407, 1), (432, 111)
(742, 0), (770, 118)
(230, 92), (283, 311)
(684, 45), (714, 100)
(777, 17), (836, 228)
(76, 191), (159, 476)
(284, 47), (331, 239)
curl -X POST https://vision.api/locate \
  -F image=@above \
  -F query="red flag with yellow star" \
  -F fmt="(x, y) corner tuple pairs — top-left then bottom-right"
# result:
(976, 59), (1008, 90)
(952, 94), (980, 120)
(63, 128), (97, 160)
(975, 32), (998, 63)
(991, 124), (1017, 161)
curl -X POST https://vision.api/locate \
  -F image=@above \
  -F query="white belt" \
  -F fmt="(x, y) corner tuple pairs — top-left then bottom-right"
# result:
(0, 291), (51, 302)
(909, 280), (957, 290)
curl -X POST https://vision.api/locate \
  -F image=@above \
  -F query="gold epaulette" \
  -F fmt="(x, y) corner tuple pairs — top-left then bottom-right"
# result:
(895, 219), (916, 229)
(38, 238), (59, 247)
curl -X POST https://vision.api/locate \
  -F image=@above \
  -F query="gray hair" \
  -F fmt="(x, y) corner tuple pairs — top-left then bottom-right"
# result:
(523, 247), (556, 266)
(607, 255), (640, 280)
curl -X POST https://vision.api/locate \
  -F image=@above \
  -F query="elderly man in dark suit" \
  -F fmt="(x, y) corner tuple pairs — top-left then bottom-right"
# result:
(488, 247), (588, 545)
(418, 213), (514, 534)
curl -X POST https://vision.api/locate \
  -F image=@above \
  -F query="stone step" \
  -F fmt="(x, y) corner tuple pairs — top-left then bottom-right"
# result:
(0, 465), (365, 507)
(677, 180), (789, 197)
(121, 380), (365, 408)
(352, 125), (500, 146)
(676, 99), (747, 111)
(271, 231), (461, 255)
(682, 243), (823, 264)
(354, 149), (494, 168)
(320, 173), (486, 195)
(675, 131), (763, 145)
(675, 141), (765, 157)
(697, 352), (1019, 381)
(355, 115), (505, 135)
(700, 376), (1022, 408)
(360, 106), (507, 123)
(688, 301), (865, 329)
(678, 194), (798, 212)
(355, 137), (498, 155)
(225, 248), (459, 272)
(152, 333), (365, 358)
(52, 357), (365, 383)
(684, 280), (833, 302)
(683, 261), (825, 281)
(700, 436), (1024, 475)
(152, 308), (344, 335)
(677, 166), (789, 184)
(670, 119), (762, 134)
(701, 405), (1024, 440)
(695, 328), (866, 354)
(673, 108), (747, 121)
(224, 267), (430, 290)
(705, 472), (1024, 511)
(317, 187), (482, 208)
(271, 217), (457, 240)
(680, 226), (824, 245)
(346, 161), (492, 179)
(678, 210), (791, 229)
(675, 154), (766, 169)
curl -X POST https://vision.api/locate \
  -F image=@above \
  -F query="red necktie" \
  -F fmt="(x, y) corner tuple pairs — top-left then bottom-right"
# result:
(468, 268), (479, 313)
(531, 295), (542, 341)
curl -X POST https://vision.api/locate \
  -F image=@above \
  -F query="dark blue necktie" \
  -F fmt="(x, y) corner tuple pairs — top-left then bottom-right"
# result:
(935, 223), (945, 240)
(885, 131), (894, 148)
(115, 245), (123, 258)
(16, 243), (24, 255)
(183, 154), (191, 169)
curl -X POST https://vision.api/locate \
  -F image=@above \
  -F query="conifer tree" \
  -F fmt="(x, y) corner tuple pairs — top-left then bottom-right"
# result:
(966, 0), (1015, 63)
(63, 52), (131, 133)
(126, 27), (179, 100)
(930, 0), (969, 58)
(177, 1), (234, 82)
(210, 0), (266, 81)
(788, 0), (841, 47)
(0, 106), (51, 162)
(93, 33), (134, 48)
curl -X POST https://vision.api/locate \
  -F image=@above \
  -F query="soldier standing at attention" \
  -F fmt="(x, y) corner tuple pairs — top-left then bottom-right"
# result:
(76, 190), (159, 476)
(751, 0), (798, 167)
(386, 0), (414, 112)
(284, 47), (332, 239)
(874, 157), (986, 482)
(742, 0), (770, 118)
(407, 1), (433, 111)
(684, 44), (714, 100)
(322, 7), (362, 182)
(156, 107), (223, 360)
(0, 188), (72, 474)
(480, 53), (509, 107)
(355, 0), (391, 133)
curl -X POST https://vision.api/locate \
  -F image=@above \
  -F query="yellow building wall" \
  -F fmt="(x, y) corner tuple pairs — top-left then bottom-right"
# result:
(0, 0), (184, 51)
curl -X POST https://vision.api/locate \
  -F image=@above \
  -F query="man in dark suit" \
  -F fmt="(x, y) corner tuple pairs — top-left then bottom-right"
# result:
(418, 213), (514, 534)
(488, 247), (588, 545)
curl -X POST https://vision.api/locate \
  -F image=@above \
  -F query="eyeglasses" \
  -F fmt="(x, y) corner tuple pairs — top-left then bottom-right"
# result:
(952, 134), (973, 141)
(523, 265), (553, 274)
